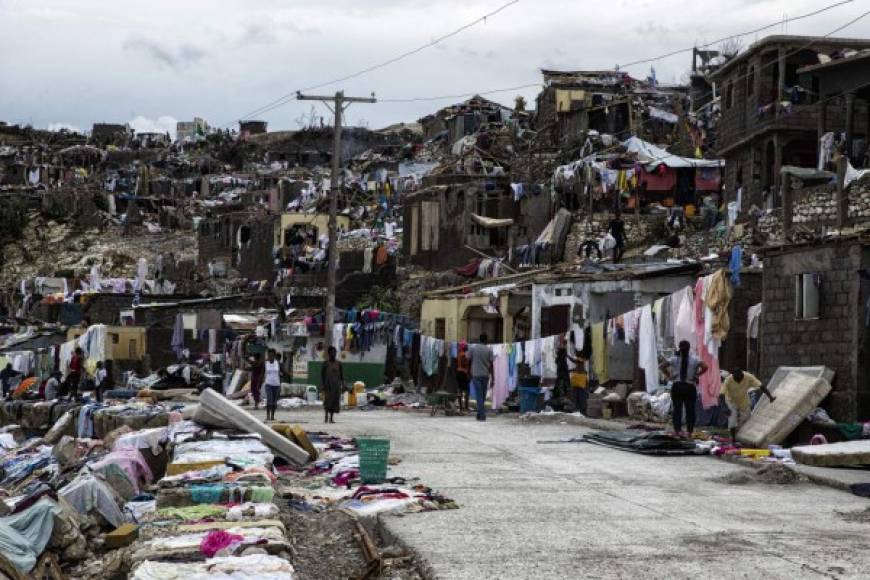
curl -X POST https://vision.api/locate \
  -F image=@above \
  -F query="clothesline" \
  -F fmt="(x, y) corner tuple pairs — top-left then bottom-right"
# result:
(412, 267), (735, 410)
(586, 267), (733, 407)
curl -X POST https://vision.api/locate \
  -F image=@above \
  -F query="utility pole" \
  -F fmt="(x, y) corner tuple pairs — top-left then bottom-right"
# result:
(296, 90), (376, 350)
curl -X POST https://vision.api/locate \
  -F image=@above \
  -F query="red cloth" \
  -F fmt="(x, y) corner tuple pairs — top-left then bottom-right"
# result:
(453, 258), (482, 277)
(69, 354), (83, 373)
(200, 530), (245, 557)
(638, 167), (677, 192)
(693, 278), (722, 409)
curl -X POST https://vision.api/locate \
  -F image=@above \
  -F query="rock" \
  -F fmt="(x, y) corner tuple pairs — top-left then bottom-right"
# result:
(102, 424), (134, 449)
(52, 435), (80, 467)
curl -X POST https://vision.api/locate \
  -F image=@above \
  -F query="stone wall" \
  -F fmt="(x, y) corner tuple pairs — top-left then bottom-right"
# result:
(792, 185), (870, 224)
(563, 212), (659, 261)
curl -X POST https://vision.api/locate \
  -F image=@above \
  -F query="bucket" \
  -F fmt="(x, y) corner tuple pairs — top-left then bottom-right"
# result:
(357, 438), (390, 484)
(519, 386), (542, 414)
(518, 375), (541, 389)
(355, 386), (368, 408)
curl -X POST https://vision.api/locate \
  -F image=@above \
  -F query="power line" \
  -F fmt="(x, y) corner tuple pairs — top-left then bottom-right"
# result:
(617, 0), (856, 69)
(546, 7), (870, 170)
(375, 0), (859, 105)
(379, 83), (541, 103)
(688, 7), (870, 116)
(220, 0), (520, 127)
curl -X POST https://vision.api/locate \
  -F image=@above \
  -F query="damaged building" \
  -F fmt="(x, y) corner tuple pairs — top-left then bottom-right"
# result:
(711, 35), (870, 212)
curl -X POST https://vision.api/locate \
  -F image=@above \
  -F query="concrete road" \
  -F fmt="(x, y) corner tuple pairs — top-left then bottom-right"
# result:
(271, 408), (870, 579)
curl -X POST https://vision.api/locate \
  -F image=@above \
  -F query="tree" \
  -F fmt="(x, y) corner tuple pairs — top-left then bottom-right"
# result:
(720, 37), (743, 60)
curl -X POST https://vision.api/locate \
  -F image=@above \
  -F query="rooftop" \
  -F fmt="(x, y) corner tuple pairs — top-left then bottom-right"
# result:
(711, 35), (870, 80)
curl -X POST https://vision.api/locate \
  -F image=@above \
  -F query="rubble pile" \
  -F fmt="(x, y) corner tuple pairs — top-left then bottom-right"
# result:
(0, 386), (452, 578)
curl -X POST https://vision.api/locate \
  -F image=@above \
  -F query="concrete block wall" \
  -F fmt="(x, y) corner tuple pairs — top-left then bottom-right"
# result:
(761, 243), (861, 421)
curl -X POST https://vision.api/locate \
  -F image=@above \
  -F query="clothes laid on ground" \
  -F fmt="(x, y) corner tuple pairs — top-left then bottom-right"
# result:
(60, 474), (126, 527)
(0, 497), (61, 572)
(88, 448), (154, 494)
(583, 430), (704, 455)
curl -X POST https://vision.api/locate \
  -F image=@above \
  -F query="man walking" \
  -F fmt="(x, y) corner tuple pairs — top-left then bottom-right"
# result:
(609, 210), (626, 262)
(0, 363), (21, 399)
(67, 347), (84, 401)
(469, 334), (493, 422)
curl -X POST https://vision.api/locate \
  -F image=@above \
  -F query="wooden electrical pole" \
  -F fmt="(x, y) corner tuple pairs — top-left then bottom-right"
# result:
(296, 90), (376, 349)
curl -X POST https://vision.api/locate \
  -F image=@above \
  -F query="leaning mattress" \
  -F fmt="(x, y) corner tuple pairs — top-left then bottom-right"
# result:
(792, 440), (870, 467)
(738, 371), (832, 448)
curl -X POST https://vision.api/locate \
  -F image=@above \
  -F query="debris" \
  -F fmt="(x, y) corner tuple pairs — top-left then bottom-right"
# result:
(104, 522), (139, 549)
(717, 464), (803, 485)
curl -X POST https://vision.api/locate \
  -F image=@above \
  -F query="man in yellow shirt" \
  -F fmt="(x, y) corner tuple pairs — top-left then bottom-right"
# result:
(722, 368), (776, 442)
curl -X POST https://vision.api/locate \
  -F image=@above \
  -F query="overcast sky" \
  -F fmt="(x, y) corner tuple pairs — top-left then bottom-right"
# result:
(2, 0), (869, 137)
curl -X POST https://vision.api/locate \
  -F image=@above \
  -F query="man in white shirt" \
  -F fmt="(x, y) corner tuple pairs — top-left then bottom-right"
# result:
(94, 361), (108, 402)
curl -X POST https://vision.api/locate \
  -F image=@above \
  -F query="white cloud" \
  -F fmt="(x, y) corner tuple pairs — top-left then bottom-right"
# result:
(128, 115), (178, 139)
(46, 122), (82, 133)
(1, 0), (868, 130)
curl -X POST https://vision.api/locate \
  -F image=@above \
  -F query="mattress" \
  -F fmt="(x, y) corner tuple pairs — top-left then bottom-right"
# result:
(792, 440), (870, 467)
(194, 389), (310, 466)
(737, 371), (832, 448)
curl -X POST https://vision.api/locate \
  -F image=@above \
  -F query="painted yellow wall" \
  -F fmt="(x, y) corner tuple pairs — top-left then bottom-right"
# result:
(420, 294), (514, 343)
(275, 213), (352, 249)
(68, 326), (147, 361)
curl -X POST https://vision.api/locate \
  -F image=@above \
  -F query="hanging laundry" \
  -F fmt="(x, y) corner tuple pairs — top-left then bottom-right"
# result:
(674, 287), (696, 352)
(706, 269), (733, 340)
(541, 336), (557, 378)
(491, 345), (510, 410)
(171, 314), (185, 360)
(590, 323), (608, 383)
(638, 305), (659, 393)
(729, 245), (743, 286)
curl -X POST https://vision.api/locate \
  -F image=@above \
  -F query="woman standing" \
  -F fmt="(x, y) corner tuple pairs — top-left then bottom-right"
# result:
(455, 343), (471, 414)
(660, 340), (708, 436)
(263, 349), (282, 422)
(321, 346), (344, 424)
(247, 353), (264, 411)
